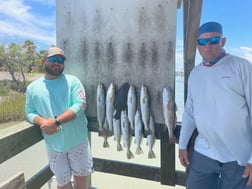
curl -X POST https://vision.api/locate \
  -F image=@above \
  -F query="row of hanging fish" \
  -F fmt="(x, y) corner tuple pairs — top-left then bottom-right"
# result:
(96, 82), (177, 159)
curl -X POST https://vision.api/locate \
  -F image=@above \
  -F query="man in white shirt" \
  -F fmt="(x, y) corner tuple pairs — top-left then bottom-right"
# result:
(179, 22), (252, 189)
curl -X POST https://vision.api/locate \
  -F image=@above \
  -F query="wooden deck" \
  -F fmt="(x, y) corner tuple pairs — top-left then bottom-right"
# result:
(0, 172), (26, 189)
(0, 118), (186, 189)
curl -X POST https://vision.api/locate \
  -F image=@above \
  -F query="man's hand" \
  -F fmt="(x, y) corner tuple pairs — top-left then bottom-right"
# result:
(40, 117), (60, 135)
(179, 149), (190, 168)
(243, 163), (252, 186)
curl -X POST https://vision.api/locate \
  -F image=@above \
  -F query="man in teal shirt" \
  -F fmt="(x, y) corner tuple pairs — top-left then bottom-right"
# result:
(25, 46), (93, 189)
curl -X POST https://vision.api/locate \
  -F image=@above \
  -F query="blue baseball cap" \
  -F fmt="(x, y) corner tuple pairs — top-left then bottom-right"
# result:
(198, 22), (223, 36)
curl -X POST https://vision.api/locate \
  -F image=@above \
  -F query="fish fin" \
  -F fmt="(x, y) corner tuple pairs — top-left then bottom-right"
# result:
(148, 150), (156, 159)
(113, 110), (117, 117)
(144, 127), (152, 136)
(113, 110), (121, 120)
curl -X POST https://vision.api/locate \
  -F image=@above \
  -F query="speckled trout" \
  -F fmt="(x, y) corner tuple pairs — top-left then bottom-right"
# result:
(147, 114), (156, 159)
(121, 110), (134, 159)
(113, 117), (123, 151)
(96, 82), (106, 136)
(106, 83), (116, 136)
(140, 85), (151, 135)
(134, 109), (143, 154)
(162, 87), (177, 143)
(127, 84), (137, 134)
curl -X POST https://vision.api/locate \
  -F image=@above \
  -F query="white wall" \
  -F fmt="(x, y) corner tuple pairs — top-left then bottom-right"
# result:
(56, 0), (177, 124)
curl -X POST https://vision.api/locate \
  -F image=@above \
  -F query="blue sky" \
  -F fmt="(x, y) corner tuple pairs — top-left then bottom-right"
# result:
(176, 0), (252, 69)
(0, 0), (56, 50)
(0, 0), (251, 69)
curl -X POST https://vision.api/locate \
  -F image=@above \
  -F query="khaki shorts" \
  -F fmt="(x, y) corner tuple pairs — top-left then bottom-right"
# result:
(47, 140), (94, 187)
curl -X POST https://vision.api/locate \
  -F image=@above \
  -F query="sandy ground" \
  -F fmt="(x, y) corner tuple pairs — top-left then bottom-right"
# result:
(0, 122), (186, 189)
(0, 71), (44, 81)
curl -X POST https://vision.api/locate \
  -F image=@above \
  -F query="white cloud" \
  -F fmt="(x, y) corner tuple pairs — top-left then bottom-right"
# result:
(0, 20), (54, 44)
(0, 0), (56, 49)
(240, 46), (252, 62)
(0, 0), (32, 24)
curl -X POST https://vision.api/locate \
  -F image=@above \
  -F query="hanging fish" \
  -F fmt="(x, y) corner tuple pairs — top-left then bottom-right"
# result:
(96, 82), (106, 136)
(121, 110), (134, 159)
(162, 87), (178, 143)
(113, 117), (123, 151)
(127, 84), (137, 134)
(134, 109), (143, 154)
(102, 120), (110, 148)
(147, 114), (156, 159)
(113, 82), (130, 120)
(106, 83), (116, 136)
(140, 84), (151, 135)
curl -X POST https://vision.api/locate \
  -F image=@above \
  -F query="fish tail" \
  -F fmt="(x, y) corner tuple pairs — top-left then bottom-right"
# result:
(103, 139), (110, 148)
(117, 143), (123, 151)
(148, 150), (156, 159)
(135, 146), (143, 155)
(127, 150), (134, 159)
(169, 135), (178, 144)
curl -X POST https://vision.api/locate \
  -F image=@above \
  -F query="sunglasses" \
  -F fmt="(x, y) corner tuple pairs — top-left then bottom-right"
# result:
(197, 36), (221, 46)
(48, 56), (65, 64)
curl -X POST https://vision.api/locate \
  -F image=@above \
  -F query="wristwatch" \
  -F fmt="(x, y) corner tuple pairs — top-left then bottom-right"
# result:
(54, 116), (61, 126)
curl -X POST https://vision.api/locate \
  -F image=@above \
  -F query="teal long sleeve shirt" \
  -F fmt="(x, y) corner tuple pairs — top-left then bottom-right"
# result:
(25, 74), (88, 152)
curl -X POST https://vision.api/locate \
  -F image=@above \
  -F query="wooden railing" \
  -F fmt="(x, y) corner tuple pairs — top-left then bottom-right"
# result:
(0, 118), (186, 189)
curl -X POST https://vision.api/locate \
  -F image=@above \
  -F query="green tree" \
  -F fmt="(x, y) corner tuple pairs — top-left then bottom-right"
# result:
(0, 41), (43, 92)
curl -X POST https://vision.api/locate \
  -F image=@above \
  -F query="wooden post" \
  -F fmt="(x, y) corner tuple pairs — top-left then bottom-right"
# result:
(183, 0), (202, 101)
(183, 0), (202, 174)
(160, 127), (176, 186)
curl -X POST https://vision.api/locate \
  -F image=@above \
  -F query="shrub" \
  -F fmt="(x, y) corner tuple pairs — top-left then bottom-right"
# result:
(0, 80), (12, 96)
(0, 93), (26, 123)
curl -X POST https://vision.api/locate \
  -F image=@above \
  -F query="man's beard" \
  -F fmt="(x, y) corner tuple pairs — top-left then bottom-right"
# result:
(44, 66), (64, 76)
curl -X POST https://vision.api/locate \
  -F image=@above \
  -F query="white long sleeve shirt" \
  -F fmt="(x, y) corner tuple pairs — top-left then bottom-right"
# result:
(179, 54), (252, 165)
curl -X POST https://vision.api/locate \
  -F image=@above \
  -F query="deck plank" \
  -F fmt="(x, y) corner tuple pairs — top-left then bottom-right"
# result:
(0, 172), (26, 189)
